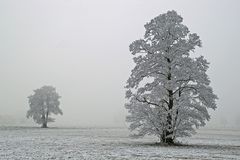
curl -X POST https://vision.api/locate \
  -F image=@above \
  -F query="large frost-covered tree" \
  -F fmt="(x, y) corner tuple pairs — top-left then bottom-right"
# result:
(125, 10), (217, 144)
(27, 86), (62, 128)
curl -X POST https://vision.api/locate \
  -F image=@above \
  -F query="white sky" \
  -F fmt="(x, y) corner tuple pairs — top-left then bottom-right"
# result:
(0, 0), (240, 128)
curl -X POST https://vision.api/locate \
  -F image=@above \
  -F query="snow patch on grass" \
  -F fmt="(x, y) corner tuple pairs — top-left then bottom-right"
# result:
(0, 127), (239, 160)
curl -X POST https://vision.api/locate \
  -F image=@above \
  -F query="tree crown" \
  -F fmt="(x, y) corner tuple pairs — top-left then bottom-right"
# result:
(27, 85), (62, 125)
(125, 10), (217, 142)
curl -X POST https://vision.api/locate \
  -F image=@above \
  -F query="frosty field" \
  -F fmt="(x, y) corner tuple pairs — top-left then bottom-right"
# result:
(0, 127), (239, 160)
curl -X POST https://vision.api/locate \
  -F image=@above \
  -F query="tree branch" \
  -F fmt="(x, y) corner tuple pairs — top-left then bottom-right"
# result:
(173, 85), (198, 95)
(140, 45), (154, 54)
(136, 97), (168, 111)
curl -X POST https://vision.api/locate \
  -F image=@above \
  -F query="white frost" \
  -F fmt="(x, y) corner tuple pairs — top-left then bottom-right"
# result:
(125, 10), (218, 143)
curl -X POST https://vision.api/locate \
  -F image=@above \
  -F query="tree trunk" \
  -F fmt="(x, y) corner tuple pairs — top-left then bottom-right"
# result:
(165, 131), (174, 144)
(42, 122), (48, 128)
(164, 62), (175, 144)
(159, 58), (175, 144)
(41, 113), (48, 128)
(161, 129), (174, 144)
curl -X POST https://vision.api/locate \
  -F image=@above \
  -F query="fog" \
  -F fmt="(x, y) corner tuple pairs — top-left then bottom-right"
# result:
(0, 0), (240, 128)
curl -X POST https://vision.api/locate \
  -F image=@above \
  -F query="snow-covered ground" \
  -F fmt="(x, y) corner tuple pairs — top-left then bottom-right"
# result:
(0, 127), (239, 160)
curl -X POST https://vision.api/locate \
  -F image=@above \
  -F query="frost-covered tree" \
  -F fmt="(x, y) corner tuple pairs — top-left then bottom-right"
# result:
(125, 10), (218, 144)
(27, 86), (62, 128)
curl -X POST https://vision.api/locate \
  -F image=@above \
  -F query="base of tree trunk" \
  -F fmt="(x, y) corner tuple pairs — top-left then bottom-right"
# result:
(160, 131), (175, 145)
(41, 123), (48, 128)
(165, 137), (174, 144)
(160, 135), (175, 145)
(155, 141), (182, 146)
